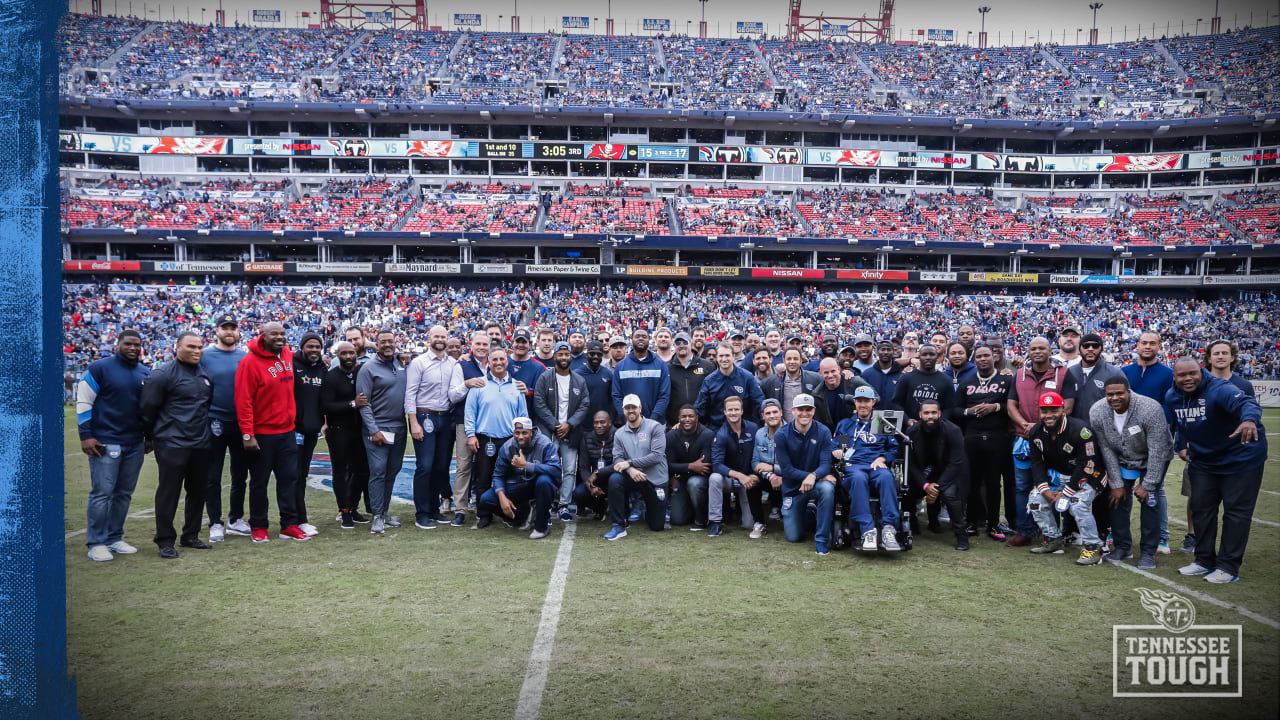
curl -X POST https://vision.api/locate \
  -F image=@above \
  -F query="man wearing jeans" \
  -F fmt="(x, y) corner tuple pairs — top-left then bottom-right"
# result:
(77, 329), (150, 562)
(532, 342), (590, 521)
(465, 348), (528, 529)
(201, 314), (248, 542)
(405, 325), (466, 529)
(1089, 375), (1171, 570)
(604, 394), (669, 540)
(476, 417), (562, 539)
(1024, 392), (1107, 566)
(1005, 337), (1070, 547)
(1166, 358), (1267, 584)
(773, 394), (837, 556)
(358, 329), (409, 535)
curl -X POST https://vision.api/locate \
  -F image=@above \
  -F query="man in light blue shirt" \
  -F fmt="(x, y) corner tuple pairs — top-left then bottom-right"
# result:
(464, 348), (528, 527)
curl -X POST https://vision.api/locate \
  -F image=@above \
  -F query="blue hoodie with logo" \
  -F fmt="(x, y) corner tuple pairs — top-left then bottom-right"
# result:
(1164, 368), (1266, 474)
(611, 350), (671, 422)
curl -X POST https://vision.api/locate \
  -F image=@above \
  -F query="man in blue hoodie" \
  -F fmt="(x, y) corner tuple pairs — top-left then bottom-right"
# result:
(77, 329), (151, 562)
(1166, 358), (1267, 584)
(773, 394), (837, 555)
(861, 338), (905, 412)
(833, 386), (902, 552)
(476, 417), (561, 540)
(611, 328), (671, 423)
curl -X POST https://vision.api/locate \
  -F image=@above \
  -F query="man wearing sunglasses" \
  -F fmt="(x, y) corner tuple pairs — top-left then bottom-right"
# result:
(1063, 332), (1124, 547)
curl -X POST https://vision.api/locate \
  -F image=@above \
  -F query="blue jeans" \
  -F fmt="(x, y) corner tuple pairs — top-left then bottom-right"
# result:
(1155, 486), (1170, 543)
(1112, 478), (1162, 557)
(365, 429), (407, 517)
(669, 474), (708, 526)
(556, 440), (578, 508)
(844, 465), (899, 535)
(1013, 462), (1037, 538)
(477, 475), (557, 532)
(410, 413), (455, 523)
(1030, 485), (1101, 546)
(86, 441), (146, 547)
(781, 480), (836, 548)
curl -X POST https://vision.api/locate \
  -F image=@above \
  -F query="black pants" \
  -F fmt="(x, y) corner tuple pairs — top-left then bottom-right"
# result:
(1188, 464), (1265, 576)
(907, 477), (968, 541)
(248, 432), (300, 530)
(205, 418), (249, 526)
(572, 476), (610, 517)
(295, 431), (319, 524)
(965, 433), (1010, 529)
(607, 472), (666, 531)
(154, 445), (209, 547)
(471, 434), (511, 501)
(327, 424), (369, 513)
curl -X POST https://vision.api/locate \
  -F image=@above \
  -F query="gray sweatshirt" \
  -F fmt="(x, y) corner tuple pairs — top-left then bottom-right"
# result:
(612, 417), (668, 487)
(1087, 392), (1173, 492)
(356, 355), (407, 436)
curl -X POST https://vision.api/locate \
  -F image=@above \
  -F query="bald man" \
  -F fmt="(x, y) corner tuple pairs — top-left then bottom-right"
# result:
(1005, 336), (1073, 547)
(405, 324), (467, 529)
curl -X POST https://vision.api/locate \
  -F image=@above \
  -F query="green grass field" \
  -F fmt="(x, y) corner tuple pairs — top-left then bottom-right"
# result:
(64, 409), (1280, 719)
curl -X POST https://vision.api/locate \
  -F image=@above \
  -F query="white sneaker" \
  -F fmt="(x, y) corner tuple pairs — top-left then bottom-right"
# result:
(209, 523), (225, 542)
(383, 515), (400, 528)
(87, 545), (113, 562)
(225, 519), (251, 536)
(529, 528), (549, 540)
(881, 525), (902, 552)
(861, 530), (878, 551)
(1204, 569), (1239, 584)
(938, 508), (951, 523)
(299, 523), (319, 537)
(1179, 562), (1212, 576)
(749, 522), (765, 539)
(106, 540), (138, 554)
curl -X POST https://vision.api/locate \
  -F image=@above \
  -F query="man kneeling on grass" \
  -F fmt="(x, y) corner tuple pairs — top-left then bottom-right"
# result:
(1025, 392), (1108, 566)
(475, 417), (561, 540)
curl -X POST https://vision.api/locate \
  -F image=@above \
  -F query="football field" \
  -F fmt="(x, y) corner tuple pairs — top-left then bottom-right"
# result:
(64, 409), (1280, 719)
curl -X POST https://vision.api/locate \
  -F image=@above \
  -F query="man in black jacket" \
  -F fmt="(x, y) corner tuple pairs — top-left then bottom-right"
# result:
(139, 331), (214, 559)
(815, 357), (866, 431)
(321, 341), (371, 529)
(761, 348), (824, 423)
(1025, 391), (1108, 565)
(572, 410), (615, 519)
(666, 405), (714, 528)
(667, 331), (714, 428)
(293, 331), (326, 536)
(905, 400), (971, 550)
(533, 342), (592, 520)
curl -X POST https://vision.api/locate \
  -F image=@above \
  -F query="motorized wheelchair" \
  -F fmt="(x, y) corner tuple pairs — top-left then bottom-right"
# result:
(832, 408), (914, 552)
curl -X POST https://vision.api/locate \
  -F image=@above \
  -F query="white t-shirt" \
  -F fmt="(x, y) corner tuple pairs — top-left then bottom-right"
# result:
(556, 372), (570, 424)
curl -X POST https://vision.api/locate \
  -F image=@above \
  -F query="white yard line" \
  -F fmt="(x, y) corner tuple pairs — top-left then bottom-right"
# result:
(65, 507), (155, 540)
(1258, 489), (1280, 497)
(1108, 561), (1280, 630)
(514, 523), (577, 720)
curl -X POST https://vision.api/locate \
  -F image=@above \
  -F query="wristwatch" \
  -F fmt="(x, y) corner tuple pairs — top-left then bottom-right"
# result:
(242, 433), (253, 441)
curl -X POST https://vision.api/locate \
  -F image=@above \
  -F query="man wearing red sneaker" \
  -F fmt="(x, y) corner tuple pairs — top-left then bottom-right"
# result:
(235, 322), (309, 542)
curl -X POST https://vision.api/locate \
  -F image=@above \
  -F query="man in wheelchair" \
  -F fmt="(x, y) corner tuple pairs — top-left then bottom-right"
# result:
(904, 399), (971, 551)
(833, 386), (903, 552)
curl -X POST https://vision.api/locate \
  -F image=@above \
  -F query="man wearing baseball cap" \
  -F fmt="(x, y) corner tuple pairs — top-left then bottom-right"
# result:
(606, 335), (627, 370)
(773, 393), (838, 555)
(577, 340), (616, 425)
(603, 394), (669, 540)
(1053, 325), (1082, 368)
(506, 327), (545, 399)
(858, 338), (905, 413)
(833, 386), (903, 552)
(201, 314), (248, 542)
(476, 416), (561, 539)
(850, 334), (875, 374)
(668, 331), (714, 428)
(1024, 391), (1108, 564)
(532, 342), (590, 521)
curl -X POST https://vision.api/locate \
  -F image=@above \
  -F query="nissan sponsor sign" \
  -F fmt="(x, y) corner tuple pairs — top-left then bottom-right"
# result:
(525, 264), (601, 275)
(63, 260), (141, 272)
(154, 261), (232, 273)
(835, 270), (908, 281)
(750, 268), (824, 279)
(295, 262), (373, 273)
(919, 271), (958, 282)
(472, 263), (514, 274)
(385, 263), (462, 274)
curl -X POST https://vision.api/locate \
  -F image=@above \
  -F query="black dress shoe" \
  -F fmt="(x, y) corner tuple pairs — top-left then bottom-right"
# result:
(180, 539), (212, 550)
(955, 538), (970, 551)
(473, 515), (492, 530)
(928, 521), (943, 534)
(158, 546), (179, 559)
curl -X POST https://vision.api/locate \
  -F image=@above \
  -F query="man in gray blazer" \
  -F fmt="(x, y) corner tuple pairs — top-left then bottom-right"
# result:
(533, 342), (591, 521)
(1089, 374), (1172, 571)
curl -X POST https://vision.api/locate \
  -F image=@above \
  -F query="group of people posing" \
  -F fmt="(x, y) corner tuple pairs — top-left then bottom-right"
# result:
(75, 315), (1268, 582)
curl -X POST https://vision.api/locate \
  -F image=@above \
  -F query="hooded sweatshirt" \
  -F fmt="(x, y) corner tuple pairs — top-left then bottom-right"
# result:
(1164, 368), (1266, 474)
(235, 335), (296, 436)
(611, 351), (671, 422)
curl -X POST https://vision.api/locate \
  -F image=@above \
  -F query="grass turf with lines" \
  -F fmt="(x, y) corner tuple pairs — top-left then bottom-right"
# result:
(65, 408), (1280, 719)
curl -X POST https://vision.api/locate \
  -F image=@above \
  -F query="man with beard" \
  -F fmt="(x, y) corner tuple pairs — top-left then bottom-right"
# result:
(1053, 324), (1082, 367)
(139, 331), (214, 559)
(774, 394), (837, 556)
(533, 343), (590, 521)
(668, 331), (714, 428)
(1005, 336), (1071, 548)
(572, 411), (615, 519)
(607, 335), (628, 370)
(751, 399), (786, 524)
(533, 328), (557, 366)
(321, 342), (370, 529)
(236, 322), (307, 543)
(465, 349), (529, 529)
(1066, 333), (1122, 424)
(448, 331), (491, 526)
(905, 400), (970, 550)
(577, 340), (615, 425)
(201, 315), (248, 543)
(486, 323), (506, 350)
(850, 334), (875, 374)
(893, 344), (956, 427)
(761, 347), (823, 423)
(604, 394), (669, 540)
(943, 342), (976, 390)
(751, 348), (775, 382)
(405, 325), (466, 529)
(862, 338), (906, 413)
(666, 405), (713, 529)
(1025, 392), (1107, 565)
(1090, 375), (1171, 570)
(690, 327), (708, 356)
(653, 326), (675, 364)
(1123, 330), (1177, 553)
(292, 331), (327, 537)
(1167, 357), (1266, 584)
(568, 328), (589, 372)
(804, 334), (840, 373)
(986, 337), (1015, 373)
(330, 325), (374, 368)
(477, 417), (562, 540)
(708, 396), (762, 538)
(838, 343), (857, 374)
(899, 333), (921, 370)
(834, 386), (903, 552)
(696, 344), (765, 431)
(507, 327), (545, 399)
(611, 328), (671, 424)
(956, 344), (1014, 541)
(357, 329), (409, 535)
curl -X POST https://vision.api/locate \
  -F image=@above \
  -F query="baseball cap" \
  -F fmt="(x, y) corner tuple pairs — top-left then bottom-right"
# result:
(586, 340), (604, 353)
(729, 329), (746, 339)
(609, 335), (627, 347)
(840, 342), (856, 353)
(569, 328), (587, 338)
(622, 393), (642, 408)
(512, 327), (532, 342)
(762, 398), (782, 411)
(853, 386), (877, 400)
(1038, 392), (1066, 408)
(512, 416), (534, 431)
(214, 314), (237, 327)
(673, 331), (691, 344)
(854, 333), (873, 345)
(876, 337), (895, 348)
(785, 334), (803, 344)
(553, 341), (570, 353)
(792, 393), (816, 409)
(1060, 324), (1082, 336)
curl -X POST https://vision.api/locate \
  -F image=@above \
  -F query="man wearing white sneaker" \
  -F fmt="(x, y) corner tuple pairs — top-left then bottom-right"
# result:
(139, 331), (215, 559)
(750, 399), (786, 526)
(293, 331), (327, 537)
(1167, 357), (1267, 584)
(201, 314), (248, 544)
(532, 342), (590, 522)
(358, 330), (409, 535)
(838, 386), (905, 552)
(476, 417), (561, 539)
(78, 329), (150, 562)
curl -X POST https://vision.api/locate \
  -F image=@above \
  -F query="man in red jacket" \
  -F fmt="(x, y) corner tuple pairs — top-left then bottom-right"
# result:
(235, 322), (308, 543)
